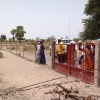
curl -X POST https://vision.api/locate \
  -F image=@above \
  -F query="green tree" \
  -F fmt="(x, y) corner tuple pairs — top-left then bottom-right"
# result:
(0, 34), (6, 40)
(11, 29), (16, 41)
(15, 25), (26, 45)
(73, 38), (80, 42)
(79, 0), (100, 40)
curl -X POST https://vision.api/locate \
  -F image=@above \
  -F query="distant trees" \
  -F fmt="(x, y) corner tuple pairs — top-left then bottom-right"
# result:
(11, 25), (26, 44)
(11, 29), (16, 41)
(46, 36), (56, 42)
(0, 34), (6, 40)
(73, 38), (80, 42)
(79, 0), (100, 40)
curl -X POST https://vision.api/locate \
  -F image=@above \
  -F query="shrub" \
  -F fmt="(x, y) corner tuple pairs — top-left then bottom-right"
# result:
(11, 46), (16, 50)
(23, 45), (35, 51)
(0, 52), (3, 58)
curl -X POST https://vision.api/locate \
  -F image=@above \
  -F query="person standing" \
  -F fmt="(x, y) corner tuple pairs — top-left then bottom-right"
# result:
(40, 40), (46, 64)
(35, 41), (40, 63)
(75, 40), (84, 68)
(56, 39), (64, 63)
(49, 43), (51, 56)
(82, 44), (93, 70)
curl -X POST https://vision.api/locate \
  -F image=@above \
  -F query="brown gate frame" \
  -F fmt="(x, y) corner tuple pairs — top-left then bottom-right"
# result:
(51, 40), (100, 88)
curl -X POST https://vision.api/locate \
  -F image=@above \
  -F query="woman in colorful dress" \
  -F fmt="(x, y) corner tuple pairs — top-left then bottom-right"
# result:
(82, 44), (94, 70)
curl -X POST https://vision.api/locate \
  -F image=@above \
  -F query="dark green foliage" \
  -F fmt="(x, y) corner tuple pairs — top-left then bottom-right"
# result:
(0, 34), (6, 40)
(11, 25), (26, 45)
(79, 0), (100, 40)
(11, 29), (16, 41)
(15, 26), (26, 42)
(0, 52), (3, 58)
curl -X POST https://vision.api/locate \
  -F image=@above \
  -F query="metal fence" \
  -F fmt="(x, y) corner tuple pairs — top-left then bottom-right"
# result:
(0, 41), (36, 62)
(53, 43), (94, 83)
(0, 41), (51, 66)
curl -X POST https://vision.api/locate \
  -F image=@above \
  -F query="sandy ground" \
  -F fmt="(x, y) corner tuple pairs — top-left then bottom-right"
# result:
(0, 50), (100, 100)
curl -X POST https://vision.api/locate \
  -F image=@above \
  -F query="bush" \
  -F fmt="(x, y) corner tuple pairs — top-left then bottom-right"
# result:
(0, 52), (3, 58)
(11, 46), (16, 50)
(23, 45), (35, 51)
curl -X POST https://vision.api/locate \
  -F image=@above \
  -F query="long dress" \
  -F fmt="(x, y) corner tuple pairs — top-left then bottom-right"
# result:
(40, 44), (46, 64)
(35, 44), (40, 63)
(83, 48), (93, 70)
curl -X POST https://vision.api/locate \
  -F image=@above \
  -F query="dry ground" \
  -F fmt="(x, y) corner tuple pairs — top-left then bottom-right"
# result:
(0, 50), (100, 100)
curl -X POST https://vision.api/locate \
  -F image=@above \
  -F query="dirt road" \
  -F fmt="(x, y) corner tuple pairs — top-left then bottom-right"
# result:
(0, 50), (100, 100)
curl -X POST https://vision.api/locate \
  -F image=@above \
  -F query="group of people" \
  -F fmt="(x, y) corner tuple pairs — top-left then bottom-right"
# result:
(75, 40), (95, 70)
(35, 40), (46, 64)
(56, 39), (95, 70)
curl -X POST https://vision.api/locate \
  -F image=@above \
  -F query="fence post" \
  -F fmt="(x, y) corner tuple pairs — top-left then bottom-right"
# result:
(51, 41), (55, 69)
(0, 41), (2, 49)
(10, 41), (11, 52)
(34, 44), (36, 62)
(23, 41), (24, 58)
(94, 40), (100, 88)
(16, 41), (17, 54)
(6, 40), (7, 50)
(3, 40), (4, 50)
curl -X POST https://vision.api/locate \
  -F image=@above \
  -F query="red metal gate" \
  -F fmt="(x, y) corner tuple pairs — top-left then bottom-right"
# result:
(54, 44), (94, 84)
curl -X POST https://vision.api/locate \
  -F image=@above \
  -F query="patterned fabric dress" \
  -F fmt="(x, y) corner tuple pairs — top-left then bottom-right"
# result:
(83, 48), (93, 70)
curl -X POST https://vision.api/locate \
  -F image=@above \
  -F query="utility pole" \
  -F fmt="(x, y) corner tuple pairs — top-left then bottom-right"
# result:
(68, 21), (70, 39)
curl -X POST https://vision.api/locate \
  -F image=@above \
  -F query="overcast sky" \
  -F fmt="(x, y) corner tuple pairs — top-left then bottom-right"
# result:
(0, 0), (88, 40)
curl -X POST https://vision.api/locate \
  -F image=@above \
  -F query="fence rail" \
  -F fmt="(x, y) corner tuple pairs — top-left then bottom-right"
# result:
(0, 41), (36, 62)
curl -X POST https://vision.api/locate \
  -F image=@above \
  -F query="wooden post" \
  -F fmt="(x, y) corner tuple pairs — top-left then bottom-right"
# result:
(51, 41), (55, 69)
(6, 40), (7, 50)
(23, 41), (24, 58)
(16, 41), (17, 55)
(34, 44), (36, 62)
(10, 41), (11, 52)
(0, 41), (2, 50)
(94, 40), (100, 88)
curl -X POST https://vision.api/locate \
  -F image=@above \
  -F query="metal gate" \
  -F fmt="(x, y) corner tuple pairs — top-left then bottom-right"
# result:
(54, 44), (94, 84)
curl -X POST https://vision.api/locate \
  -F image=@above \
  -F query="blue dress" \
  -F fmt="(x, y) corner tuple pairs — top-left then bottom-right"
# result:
(40, 45), (46, 64)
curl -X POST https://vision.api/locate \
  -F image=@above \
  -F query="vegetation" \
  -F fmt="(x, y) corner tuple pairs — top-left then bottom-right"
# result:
(79, 0), (100, 40)
(11, 25), (26, 45)
(0, 34), (6, 40)
(11, 29), (16, 41)
(73, 38), (81, 42)
(46, 36), (56, 44)
(0, 52), (3, 58)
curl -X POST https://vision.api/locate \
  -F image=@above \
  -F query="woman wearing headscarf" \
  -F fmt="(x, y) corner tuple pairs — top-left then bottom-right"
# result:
(35, 41), (40, 63)
(40, 40), (46, 64)
(75, 40), (84, 68)
(82, 44), (93, 70)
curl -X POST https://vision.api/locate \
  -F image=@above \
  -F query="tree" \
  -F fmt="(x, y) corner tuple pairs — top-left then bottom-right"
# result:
(73, 38), (81, 42)
(15, 25), (26, 45)
(11, 29), (16, 41)
(46, 36), (56, 42)
(0, 34), (6, 40)
(79, 0), (100, 40)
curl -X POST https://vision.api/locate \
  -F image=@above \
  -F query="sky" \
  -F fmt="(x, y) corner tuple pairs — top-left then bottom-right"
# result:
(0, 0), (88, 40)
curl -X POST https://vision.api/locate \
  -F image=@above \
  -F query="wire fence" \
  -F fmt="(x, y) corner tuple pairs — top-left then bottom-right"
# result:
(0, 41), (51, 63)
